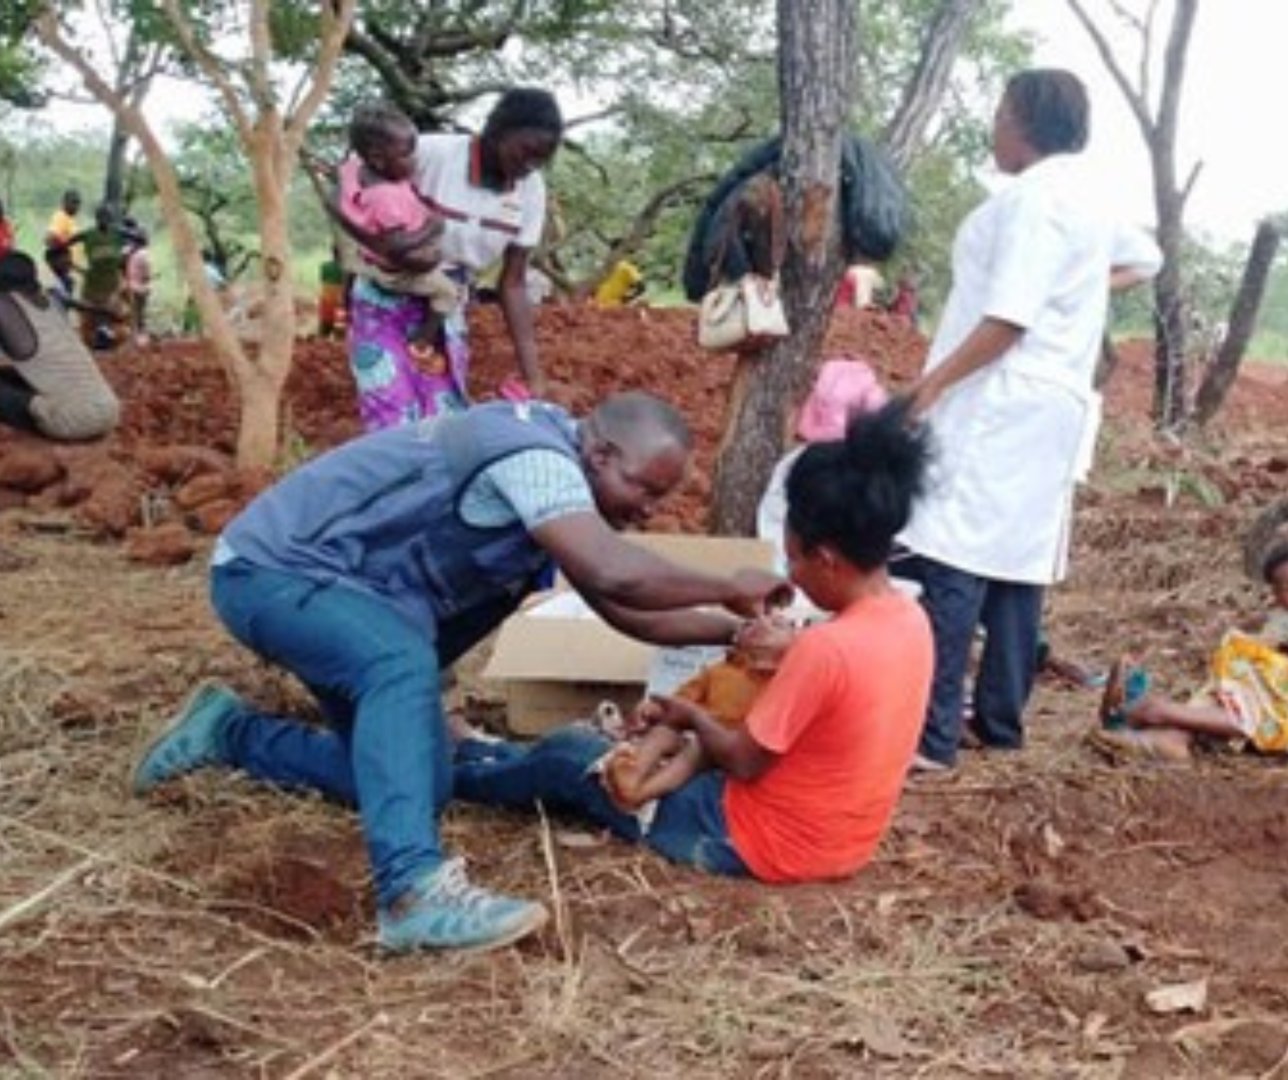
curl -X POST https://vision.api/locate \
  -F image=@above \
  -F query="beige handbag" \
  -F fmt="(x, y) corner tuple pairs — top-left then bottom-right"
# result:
(697, 274), (789, 350)
(696, 175), (790, 352)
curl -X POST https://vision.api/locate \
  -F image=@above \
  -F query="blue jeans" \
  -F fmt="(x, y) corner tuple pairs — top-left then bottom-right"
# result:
(210, 559), (519, 908)
(901, 555), (1044, 766)
(453, 728), (749, 877)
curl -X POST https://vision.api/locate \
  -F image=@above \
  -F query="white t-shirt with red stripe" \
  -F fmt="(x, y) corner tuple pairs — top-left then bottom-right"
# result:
(412, 133), (547, 274)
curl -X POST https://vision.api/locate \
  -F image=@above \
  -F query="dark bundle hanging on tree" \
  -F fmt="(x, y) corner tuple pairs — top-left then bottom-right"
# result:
(681, 134), (908, 302)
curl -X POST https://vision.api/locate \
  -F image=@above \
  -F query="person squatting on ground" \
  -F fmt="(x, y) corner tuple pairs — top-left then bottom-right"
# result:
(600, 625), (782, 813)
(332, 100), (464, 427)
(132, 392), (788, 954)
(896, 68), (1162, 772)
(340, 86), (562, 428)
(450, 401), (934, 886)
(0, 251), (120, 441)
(1091, 542), (1288, 763)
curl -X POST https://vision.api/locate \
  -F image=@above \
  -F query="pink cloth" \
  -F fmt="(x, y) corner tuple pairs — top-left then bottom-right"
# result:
(338, 155), (432, 236)
(126, 247), (151, 294)
(795, 357), (889, 442)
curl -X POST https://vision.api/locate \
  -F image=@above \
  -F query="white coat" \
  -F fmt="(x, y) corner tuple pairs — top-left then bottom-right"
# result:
(900, 154), (1161, 585)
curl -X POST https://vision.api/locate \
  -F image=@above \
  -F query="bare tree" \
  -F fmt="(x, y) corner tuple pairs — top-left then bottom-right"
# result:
(31, 0), (356, 468)
(882, 0), (981, 172)
(1067, 0), (1199, 429)
(1192, 217), (1284, 427)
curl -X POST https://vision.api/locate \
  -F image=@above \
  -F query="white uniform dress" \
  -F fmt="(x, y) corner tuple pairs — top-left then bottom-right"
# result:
(900, 154), (1160, 585)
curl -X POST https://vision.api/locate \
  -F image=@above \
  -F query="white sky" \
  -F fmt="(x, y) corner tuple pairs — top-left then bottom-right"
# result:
(26, 3), (1282, 247)
(1010, 1), (1286, 245)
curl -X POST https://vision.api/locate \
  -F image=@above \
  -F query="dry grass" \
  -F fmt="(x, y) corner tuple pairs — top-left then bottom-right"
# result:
(4, 425), (1288, 1077)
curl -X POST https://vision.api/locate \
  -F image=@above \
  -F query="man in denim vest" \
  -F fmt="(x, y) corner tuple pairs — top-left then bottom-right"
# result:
(134, 392), (787, 954)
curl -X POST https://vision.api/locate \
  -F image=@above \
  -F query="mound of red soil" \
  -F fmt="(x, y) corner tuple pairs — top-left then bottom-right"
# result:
(0, 304), (930, 557)
(6, 303), (1288, 564)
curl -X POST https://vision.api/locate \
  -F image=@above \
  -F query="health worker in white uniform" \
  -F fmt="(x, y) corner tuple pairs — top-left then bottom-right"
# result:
(900, 68), (1161, 770)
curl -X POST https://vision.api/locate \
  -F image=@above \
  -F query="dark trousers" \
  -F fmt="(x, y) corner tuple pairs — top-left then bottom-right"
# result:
(900, 555), (1044, 766)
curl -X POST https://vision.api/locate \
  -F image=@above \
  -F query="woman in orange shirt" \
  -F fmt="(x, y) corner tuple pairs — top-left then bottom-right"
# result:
(453, 401), (935, 882)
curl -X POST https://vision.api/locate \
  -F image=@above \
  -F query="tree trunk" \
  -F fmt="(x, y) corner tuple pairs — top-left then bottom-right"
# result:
(1192, 218), (1283, 428)
(709, 0), (856, 536)
(1151, 255), (1189, 430)
(101, 29), (149, 209)
(234, 353), (289, 467)
(230, 120), (298, 466)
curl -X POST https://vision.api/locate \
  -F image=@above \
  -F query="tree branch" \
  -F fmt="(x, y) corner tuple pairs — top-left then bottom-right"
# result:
(157, 0), (253, 144)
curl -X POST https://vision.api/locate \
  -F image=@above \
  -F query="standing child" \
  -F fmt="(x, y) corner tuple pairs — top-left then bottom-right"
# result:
(124, 223), (152, 345)
(45, 189), (82, 294)
(316, 251), (347, 340)
(1091, 543), (1288, 763)
(332, 100), (462, 428)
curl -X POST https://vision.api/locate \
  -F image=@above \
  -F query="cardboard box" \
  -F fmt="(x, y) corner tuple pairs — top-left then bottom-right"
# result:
(483, 533), (774, 735)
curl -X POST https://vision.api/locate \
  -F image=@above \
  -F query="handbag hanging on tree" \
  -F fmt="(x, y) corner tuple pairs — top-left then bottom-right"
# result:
(696, 175), (790, 352)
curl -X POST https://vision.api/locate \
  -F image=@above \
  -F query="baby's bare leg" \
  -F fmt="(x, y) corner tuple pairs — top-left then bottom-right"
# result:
(603, 727), (687, 811)
(1127, 695), (1243, 740)
(631, 737), (708, 803)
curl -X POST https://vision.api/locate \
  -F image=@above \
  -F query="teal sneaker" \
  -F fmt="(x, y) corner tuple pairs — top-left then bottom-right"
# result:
(378, 858), (548, 954)
(1098, 659), (1151, 732)
(133, 683), (244, 794)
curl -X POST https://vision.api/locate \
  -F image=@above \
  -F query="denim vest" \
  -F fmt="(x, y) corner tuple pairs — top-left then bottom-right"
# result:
(221, 402), (581, 629)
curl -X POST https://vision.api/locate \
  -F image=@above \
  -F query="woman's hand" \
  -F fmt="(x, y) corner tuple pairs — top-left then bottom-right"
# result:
(630, 695), (702, 736)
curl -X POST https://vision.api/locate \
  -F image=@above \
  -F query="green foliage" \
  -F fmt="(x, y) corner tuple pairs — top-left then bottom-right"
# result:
(0, 42), (44, 107)
(0, 126), (104, 245)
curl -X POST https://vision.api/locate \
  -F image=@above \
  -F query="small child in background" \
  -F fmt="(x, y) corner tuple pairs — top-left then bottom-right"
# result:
(336, 100), (460, 370)
(317, 251), (347, 339)
(123, 222), (152, 345)
(757, 356), (889, 574)
(602, 624), (784, 812)
(1091, 541), (1288, 762)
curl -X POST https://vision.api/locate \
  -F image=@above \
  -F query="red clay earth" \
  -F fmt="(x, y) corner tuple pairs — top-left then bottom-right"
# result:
(0, 304), (934, 550)
(3, 304), (1288, 1077)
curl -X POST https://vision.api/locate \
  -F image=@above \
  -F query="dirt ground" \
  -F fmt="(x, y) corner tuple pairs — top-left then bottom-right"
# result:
(3, 305), (1288, 1078)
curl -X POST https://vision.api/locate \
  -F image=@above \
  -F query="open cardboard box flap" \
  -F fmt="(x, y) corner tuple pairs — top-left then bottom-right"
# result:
(483, 532), (775, 734)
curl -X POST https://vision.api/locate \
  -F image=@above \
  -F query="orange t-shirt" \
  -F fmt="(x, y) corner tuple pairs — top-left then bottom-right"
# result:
(723, 591), (932, 883)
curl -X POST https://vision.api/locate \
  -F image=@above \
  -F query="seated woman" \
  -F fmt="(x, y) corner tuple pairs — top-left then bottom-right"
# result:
(1092, 542), (1288, 763)
(453, 400), (934, 883)
(0, 250), (120, 441)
